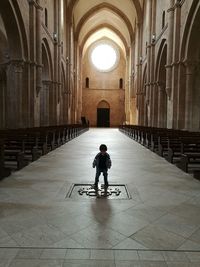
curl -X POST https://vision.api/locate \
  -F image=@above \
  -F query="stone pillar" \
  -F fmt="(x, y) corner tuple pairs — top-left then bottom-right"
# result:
(166, 0), (175, 100)
(36, 0), (42, 97)
(157, 81), (166, 127)
(29, 0), (36, 127)
(48, 81), (55, 126)
(166, 0), (175, 128)
(135, 20), (143, 125)
(149, 0), (157, 126)
(152, 82), (158, 127)
(144, 83), (150, 125)
(29, 0), (43, 126)
(74, 38), (79, 123)
(184, 61), (196, 130)
(40, 80), (50, 126)
(138, 92), (145, 126)
(77, 51), (82, 124)
(6, 60), (24, 128)
(0, 68), (6, 129)
(177, 61), (186, 129)
(137, 92), (141, 125)
(171, 1), (182, 129)
(57, 0), (62, 125)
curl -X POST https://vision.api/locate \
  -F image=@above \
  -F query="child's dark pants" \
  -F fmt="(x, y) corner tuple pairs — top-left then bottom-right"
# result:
(95, 168), (108, 186)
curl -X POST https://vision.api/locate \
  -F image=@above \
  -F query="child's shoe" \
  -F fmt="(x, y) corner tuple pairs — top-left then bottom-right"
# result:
(93, 183), (98, 189)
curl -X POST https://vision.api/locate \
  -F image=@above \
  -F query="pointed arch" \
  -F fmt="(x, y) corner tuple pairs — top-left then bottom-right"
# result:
(80, 23), (129, 55)
(155, 39), (167, 82)
(69, 0), (142, 24)
(0, 0), (28, 59)
(75, 3), (134, 42)
(42, 38), (53, 80)
(180, 0), (200, 61)
(97, 100), (110, 109)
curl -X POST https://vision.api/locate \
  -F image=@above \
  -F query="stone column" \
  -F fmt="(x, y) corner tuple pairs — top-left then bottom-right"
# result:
(28, 0), (36, 126)
(171, 1), (182, 128)
(166, 0), (175, 100)
(137, 92), (141, 125)
(47, 81), (54, 126)
(152, 82), (158, 127)
(74, 38), (79, 123)
(57, 0), (62, 125)
(0, 68), (6, 128)
(138, 91), (145, 125)
(65, 5), (72, 123)
(36, 0), (43, 96)
(29, 0), (43, 126)
(157, 81), (166, 127)
(184, 61), (196, 130)
(41, 80), (51, 126)
(166, 0), (175, 128)
(135, 20), (143, 125)
(6, 60), (24, 128)
(149, 0), (156, 127)
(177, 61), (186, 129)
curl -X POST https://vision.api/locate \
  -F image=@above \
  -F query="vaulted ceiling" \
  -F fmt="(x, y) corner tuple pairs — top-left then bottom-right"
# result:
(69, 0), (143, 56)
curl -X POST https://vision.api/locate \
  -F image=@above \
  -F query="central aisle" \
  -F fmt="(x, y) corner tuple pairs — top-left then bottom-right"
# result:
(0, 128), (200, 266)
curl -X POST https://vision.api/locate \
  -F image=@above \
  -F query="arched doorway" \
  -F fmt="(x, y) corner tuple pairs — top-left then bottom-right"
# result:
(97, 100), (110, 127)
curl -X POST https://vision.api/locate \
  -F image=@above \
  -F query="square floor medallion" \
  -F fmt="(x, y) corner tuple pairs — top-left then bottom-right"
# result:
(66, 183), (131, 199)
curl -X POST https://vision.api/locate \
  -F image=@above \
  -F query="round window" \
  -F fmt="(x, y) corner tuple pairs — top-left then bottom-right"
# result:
(89, 41), (119, 72)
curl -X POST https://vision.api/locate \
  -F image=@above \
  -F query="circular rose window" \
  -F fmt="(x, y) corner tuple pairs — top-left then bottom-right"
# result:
(90, 41), (119, 72)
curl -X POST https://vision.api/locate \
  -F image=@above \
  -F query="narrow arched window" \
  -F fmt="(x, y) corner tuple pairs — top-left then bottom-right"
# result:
(119, 78), (123, 89)
(86, 77), (89, 88)
(45, 8), (48, 27)
(162, 11), (165, 29)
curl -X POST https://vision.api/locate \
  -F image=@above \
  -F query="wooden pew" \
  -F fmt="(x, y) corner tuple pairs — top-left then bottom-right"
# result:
(0, 139), (11, 179)
(0, 123), (89, 177)
(177, 153), (200, 178)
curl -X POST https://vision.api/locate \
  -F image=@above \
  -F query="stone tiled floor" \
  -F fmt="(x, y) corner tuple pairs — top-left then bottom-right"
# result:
(0, 128), (200, 266)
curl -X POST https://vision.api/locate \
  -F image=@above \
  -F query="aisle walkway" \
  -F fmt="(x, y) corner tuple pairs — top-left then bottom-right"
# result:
(0, 128), (200, 266)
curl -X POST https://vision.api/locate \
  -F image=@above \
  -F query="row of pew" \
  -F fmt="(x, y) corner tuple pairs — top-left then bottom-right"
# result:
(0, 124), (89, 179)
(119, 125), (200, 179)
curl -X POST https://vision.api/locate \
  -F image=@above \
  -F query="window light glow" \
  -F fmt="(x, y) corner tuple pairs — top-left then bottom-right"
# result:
(91, 44), (117, 71)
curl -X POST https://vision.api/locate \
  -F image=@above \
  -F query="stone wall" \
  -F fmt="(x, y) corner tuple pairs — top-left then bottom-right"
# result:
(81, 45), (126, 127)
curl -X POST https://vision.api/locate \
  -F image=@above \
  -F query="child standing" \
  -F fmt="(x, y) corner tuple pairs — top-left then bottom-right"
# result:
(92, 144), (112, 187)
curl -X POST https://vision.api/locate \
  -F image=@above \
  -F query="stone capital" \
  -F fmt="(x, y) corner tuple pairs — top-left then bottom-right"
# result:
(156, 80), (165, 89)
(145, 98), (149, 105)
(42, 80), (53, 86)
(165, 86), (171, 99)
(167, 0), (182, 13)
(171, 61), (181, 67)
(145, 83), (150, 87)
(183, 59), (199, 74)
(28, 0), (43, 10)
(9, 60), (24, 73)
(165, 64), (173, 69)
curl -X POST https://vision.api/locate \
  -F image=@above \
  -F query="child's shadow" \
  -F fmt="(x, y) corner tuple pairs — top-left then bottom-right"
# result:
(90, 192), (112, 225)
